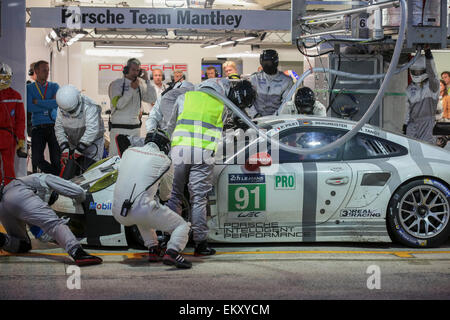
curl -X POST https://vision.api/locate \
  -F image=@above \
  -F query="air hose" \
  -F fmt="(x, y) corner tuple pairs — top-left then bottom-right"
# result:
(200, 0), (408, 156)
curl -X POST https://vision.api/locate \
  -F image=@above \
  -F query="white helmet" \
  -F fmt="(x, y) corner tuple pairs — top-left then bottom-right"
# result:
(196, 78), (230, 96)
(0, 63), (12, 90)
(56, 84), (81, 117)
(410, 56), (428, 83)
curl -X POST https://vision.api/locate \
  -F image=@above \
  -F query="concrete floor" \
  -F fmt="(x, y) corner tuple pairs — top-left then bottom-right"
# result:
(1, 238), (450, 301)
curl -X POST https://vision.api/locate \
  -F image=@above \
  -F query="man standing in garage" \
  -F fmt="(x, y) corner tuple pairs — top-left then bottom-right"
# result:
(403, 47), (439, 144)
(278, 86), (327, 116)
(151, 68), (167, 99)
(223, 61), (239, 78)
(250, 49), (293, 117)
(0, 62), (25, 185)
(108, 58), (157, 156)
(26, 60), (61, 175)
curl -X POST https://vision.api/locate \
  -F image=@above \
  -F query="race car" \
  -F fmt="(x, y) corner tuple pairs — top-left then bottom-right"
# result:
(52, 115), (450, 248)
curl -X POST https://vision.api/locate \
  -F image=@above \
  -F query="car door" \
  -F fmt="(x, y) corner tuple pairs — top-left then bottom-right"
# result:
(275, 126), (354, 225)
(216, 126), (354, 229)
(215, 131), (303, 228)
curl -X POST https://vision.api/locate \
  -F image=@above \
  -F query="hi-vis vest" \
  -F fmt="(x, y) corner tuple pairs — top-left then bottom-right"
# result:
(172, 91), (224, 151)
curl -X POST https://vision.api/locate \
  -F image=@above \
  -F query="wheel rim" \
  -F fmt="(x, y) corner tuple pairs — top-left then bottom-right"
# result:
(399, 185), (450, 239)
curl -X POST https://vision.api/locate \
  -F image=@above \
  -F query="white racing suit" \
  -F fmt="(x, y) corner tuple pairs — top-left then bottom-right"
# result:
(108, 77), (157, 156)
(165, 79), (229, 243)
(278, 99), (327, 116)
(112, 142), (190, 252)
(0, 173), (85, 254)
(249, 71), (293, 117)
(55, 95), (105, 161)
(145, 82), (195, 133)
(405, 56), (440, 144)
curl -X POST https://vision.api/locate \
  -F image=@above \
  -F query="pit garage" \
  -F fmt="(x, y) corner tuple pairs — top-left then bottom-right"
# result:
(1, 0), (450, 302)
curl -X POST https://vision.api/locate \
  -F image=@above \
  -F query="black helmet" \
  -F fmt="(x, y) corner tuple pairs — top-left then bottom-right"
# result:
(227, 79), (256, 110)
(295, 87), (315, 114)
(144, 129), (171, 155)
(260, 49), (279, 75)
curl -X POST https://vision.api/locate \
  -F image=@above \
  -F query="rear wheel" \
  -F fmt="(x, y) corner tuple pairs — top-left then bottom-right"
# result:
(387, 179), (450, 248)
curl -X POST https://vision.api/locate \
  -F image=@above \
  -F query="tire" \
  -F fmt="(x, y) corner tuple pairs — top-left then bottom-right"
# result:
(125, 192), (192, 249)
(387, 178), (450, 248)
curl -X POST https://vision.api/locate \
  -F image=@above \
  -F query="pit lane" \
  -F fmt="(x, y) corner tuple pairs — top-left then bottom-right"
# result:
(1, 238), (449, 300)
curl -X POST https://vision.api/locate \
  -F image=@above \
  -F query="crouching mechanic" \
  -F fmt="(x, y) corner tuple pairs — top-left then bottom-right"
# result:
(55, 85), (105, 172)
(278, 87), (326, 116)
(112, 129), (192, 269)
(0, 173), (102, 266)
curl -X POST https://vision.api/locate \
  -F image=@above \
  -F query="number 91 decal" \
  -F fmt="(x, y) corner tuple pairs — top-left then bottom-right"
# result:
(228, 184), (266, 212)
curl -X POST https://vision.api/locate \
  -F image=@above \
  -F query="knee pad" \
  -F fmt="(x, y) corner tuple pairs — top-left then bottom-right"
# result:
(1, 234), (31, 253)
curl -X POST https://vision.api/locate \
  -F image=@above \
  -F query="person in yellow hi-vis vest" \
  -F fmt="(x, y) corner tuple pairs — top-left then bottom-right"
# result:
(165, 78), (256, 256)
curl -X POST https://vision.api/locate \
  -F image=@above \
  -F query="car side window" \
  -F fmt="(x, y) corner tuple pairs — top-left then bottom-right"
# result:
(273, 127), (346, 163)
(343, 133), (408, 160)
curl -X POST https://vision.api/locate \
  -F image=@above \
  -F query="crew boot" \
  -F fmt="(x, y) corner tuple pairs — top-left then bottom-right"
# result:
(148, 245), (162, 262)
(194, 240), (216, 256)
(162, 249), (192, 269)
(70, 246), (103, 266)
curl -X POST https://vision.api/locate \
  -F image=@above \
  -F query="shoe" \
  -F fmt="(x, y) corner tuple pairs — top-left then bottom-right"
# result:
(194, 240), (216, 256)
(162, 249), (192, 269)
(148, 245), (162, 262)
(70, 247), (103, 266)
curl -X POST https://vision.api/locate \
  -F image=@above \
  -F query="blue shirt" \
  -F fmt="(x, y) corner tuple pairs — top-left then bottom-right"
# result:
(26, 81), (60, 126)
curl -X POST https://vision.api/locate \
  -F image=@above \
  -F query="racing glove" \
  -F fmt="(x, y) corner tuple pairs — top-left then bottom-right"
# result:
(76, 142), (89, 154)
(60, 142), (70, 163)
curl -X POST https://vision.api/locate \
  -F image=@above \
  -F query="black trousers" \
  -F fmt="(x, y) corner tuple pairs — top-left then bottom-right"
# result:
(31, 124), (61, 175)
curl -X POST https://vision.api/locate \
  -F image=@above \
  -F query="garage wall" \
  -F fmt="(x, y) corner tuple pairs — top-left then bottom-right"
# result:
(76, 42), (303, 111)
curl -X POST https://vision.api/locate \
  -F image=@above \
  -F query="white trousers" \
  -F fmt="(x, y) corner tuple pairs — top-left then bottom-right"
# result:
(113, 194), (190, 252)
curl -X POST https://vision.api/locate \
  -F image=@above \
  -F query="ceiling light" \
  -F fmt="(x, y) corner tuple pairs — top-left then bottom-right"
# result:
(236, 34), (258, 42)
(217, 40), (235, 46)
(85, 49), (144, 58)
(95, 28), (168, 36)
(217, 52), (260, 58)
(50, 30), (58, 40)
(203, 44), (219, 49)
(94, 42), (169, 49)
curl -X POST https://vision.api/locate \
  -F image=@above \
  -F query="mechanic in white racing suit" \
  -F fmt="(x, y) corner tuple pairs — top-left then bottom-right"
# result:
(112, 129), (192, 269)
(278, 86), (327, 116)
(249, 49), (293, 117)
(0, 173), (102, 266)
(55, 85), (105, 171)
(145, 81), (195, 133)
(404, 48), (440, 144)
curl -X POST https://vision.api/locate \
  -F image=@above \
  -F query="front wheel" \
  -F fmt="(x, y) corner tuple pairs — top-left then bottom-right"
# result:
(387, 179), (450, 248)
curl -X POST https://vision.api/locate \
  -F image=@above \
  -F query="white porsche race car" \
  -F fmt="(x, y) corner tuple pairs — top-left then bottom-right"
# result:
(52, 115), (450, 248)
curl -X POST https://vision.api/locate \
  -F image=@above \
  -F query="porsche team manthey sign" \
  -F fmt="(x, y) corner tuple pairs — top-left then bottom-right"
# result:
(30, 7), (290, 30)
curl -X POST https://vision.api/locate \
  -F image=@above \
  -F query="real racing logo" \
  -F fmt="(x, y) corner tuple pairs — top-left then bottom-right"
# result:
(89, 202), (112, 211)
(340, 209), (381, 218)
